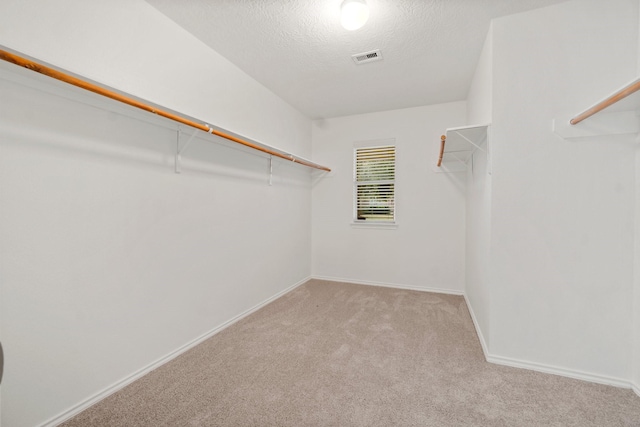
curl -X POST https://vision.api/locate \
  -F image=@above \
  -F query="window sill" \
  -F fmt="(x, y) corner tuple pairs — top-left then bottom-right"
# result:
(351, 221), (398, 230)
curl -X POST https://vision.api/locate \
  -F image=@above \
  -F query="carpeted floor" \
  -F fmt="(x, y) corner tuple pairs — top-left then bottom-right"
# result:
(62, 279), (640, 426)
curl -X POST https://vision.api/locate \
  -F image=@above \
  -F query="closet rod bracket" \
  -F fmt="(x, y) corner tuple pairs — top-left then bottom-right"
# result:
(175, 127), (199, 174)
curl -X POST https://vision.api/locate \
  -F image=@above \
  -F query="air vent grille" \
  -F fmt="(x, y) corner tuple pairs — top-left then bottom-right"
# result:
(352, 49), (383, 65)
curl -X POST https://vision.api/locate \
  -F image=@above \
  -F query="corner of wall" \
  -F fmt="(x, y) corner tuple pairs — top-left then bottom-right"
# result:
(464, 18), (494, 357)
(634, 134), (640, 396)
(463, 294), (490, 359)
(466, 22), (493, 125)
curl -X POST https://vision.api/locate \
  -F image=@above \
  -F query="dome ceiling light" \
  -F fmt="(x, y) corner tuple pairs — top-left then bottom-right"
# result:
(341, 0), (369, 31)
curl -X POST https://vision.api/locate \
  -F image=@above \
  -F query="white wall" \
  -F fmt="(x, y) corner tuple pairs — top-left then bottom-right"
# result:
(489, 0), (638, 382)
(0, 0), (310, 156)
(311, 102), (467, 293)
(0, 1), (314, 426)
(634, 0), (640, 394)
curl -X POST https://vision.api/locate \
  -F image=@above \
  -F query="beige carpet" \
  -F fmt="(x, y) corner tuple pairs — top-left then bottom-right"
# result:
(62, 279), (640, 426)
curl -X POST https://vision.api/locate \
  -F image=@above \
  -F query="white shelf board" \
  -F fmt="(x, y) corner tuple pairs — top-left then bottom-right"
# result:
(440, 124), (489, 167)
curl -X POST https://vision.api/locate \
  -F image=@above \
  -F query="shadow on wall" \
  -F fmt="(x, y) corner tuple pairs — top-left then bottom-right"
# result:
(0, 109), (311, 187)
(435, 166), (466, 195)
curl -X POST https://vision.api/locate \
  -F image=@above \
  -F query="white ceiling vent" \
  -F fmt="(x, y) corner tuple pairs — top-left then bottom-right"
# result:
(352, 49), (383, 65)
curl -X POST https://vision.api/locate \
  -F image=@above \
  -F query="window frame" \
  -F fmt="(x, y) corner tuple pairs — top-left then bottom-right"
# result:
(352, 140), (397, 228)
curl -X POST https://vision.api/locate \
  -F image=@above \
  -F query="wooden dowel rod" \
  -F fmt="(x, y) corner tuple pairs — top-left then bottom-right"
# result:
(570, 78), (640, 125)
(437, 135), (446, 167)
(0, 49), (331, 172)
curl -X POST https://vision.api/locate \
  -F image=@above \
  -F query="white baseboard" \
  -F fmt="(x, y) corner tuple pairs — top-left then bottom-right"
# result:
(464, 291), (640, 393)
(311, 275), (464, 296)
(461, 293), (635, 391)
(312, 277), (638, 393)
(40, 276), (312, 427)
(485, 353), (632, 389)
(38, 275), (639, 427)
(632, 382), (640, 398)
(462, 294), (490, 359)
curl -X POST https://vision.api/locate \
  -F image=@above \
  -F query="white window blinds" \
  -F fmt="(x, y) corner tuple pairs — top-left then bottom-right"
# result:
(354, 145), (396, 222)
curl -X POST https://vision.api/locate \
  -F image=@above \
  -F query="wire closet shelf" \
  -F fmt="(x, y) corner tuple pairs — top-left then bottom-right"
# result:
(0, 48), (331, 173)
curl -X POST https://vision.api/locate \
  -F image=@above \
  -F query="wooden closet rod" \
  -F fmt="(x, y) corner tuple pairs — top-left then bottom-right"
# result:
(437, 135), (446, 167)
(570, 78), (640, 125)
(0, 49), (331, 172)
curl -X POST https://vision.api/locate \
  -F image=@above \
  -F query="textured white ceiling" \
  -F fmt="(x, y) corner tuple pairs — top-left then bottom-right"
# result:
(145, 0), (569, 119)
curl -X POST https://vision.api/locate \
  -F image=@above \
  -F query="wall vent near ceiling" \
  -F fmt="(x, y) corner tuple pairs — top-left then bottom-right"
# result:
(352, 49), (383, 65)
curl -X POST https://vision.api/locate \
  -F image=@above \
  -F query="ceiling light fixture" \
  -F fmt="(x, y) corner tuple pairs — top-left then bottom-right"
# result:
(341, 0), (369, 31)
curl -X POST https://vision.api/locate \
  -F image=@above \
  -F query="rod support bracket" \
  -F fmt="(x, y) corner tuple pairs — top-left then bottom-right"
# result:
(175, 127), (199, 174)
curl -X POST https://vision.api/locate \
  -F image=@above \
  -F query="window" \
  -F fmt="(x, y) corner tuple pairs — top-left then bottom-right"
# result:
(354, 144), (396, 223)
